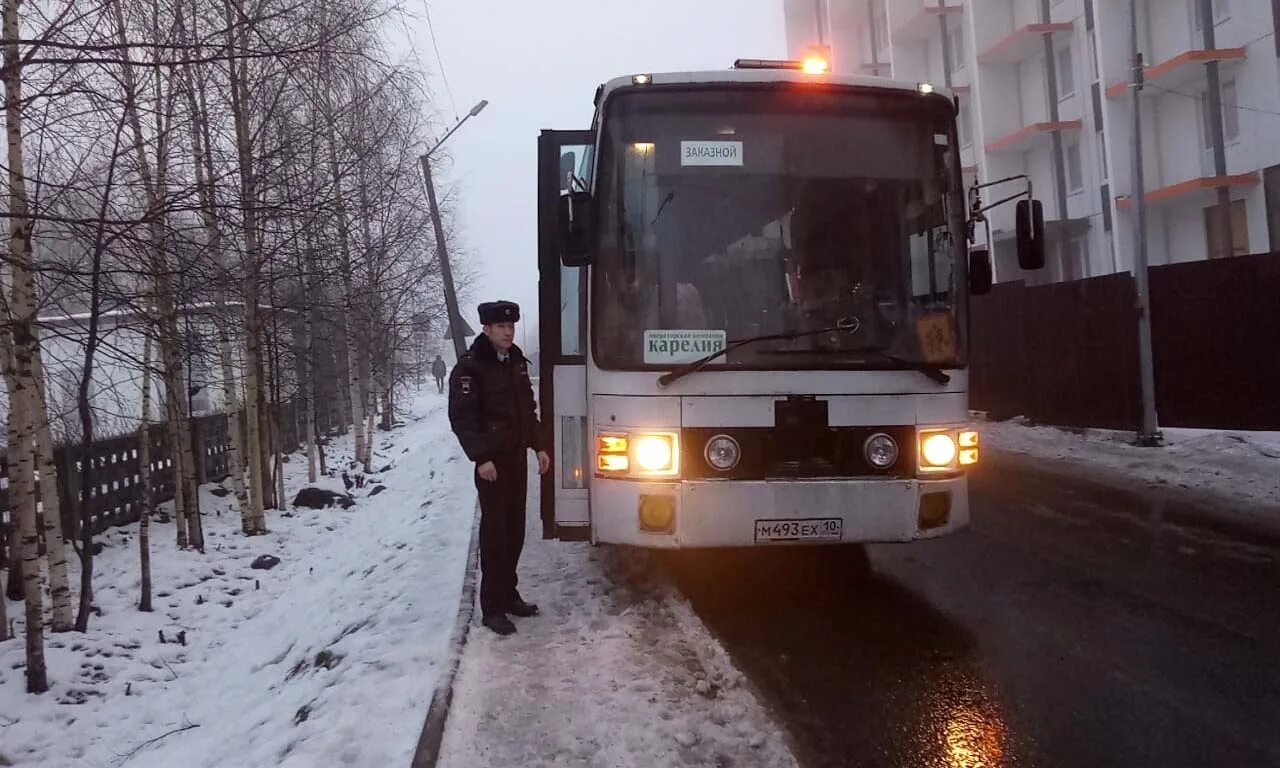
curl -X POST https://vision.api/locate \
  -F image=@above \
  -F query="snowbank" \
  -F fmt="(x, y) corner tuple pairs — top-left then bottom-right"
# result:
(438, 456), (797, 768)
(981, 417), (1280, 512)
(0, 391), (476, 768)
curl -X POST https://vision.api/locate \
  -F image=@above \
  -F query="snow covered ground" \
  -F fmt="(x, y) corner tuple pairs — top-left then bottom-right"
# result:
(0, 390), (476, 768)
(982, 417), (1280, 513)
(438, 454), (797, 768)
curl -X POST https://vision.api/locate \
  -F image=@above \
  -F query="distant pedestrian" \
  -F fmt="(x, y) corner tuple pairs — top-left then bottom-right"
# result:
(431, 354), (447, 394)
(448, 300), (550, 636)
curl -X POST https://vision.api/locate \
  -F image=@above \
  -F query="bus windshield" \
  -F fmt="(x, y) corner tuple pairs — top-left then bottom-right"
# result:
(591, 85), (967, 372)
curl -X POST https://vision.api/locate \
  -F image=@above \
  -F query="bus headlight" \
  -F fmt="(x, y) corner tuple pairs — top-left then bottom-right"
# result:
(959, 430), (980, 466)
(634, 433), (677, 474)
(597, 431), (679, 477)
(919, 431), (958, 471)
(704, 434), (741, 471)
(863, 433), (899, 469)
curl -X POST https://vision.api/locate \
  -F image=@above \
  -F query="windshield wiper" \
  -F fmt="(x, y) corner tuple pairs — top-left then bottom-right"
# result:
(758, 348), (952, 385)
(657, 325), (854, 387)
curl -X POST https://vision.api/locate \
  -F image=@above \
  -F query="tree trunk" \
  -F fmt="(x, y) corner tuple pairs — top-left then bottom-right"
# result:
(30, 347), (73, 631)
(0, 544), (8, 639)
(4, 333), (27, 606)
(322, 112), (366, 460)
(217, 322), (253, 532)
(224, 0), (268, 532)
(5, 518), (21, 601)
(138, 335), (154, 612)
(176, 0), (253, 533)
(5, 0), (48, 694)
(110, 0), (200, 550)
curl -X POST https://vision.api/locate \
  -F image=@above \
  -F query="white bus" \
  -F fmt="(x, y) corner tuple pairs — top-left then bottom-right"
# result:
(537, 57), (1043, 548)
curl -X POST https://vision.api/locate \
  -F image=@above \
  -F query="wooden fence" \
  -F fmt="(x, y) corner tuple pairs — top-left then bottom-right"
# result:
(0, 397), (338, 566)
(971, 251), (1280, 431)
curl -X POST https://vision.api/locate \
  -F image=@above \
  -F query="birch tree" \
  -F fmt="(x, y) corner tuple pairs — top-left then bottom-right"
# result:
(109, 0), (202, 550)
(4, 0), (49, 693)
(137, 332), (153, 612)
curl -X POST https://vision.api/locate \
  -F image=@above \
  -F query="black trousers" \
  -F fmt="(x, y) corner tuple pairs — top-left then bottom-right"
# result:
(476, 451), (528, 617)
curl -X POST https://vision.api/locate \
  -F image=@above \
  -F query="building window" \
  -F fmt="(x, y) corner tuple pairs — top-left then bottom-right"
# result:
(1201, 79), (1240, 148)
(1191, 0), (1230, 32)
(1056, 46), (1075, 100)
(873, 3), (889, 53)
(1065, 139), (1084, 192)
(1203, 199), (1248, 258)
(949, 24), (965, 72)
(958, 102), (972, 147)
(1064, 237), (1089, 281)
(1222, 79), (1239, 141)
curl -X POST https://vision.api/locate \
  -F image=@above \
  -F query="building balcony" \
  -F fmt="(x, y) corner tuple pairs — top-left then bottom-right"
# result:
(1105, 48), (1246, 99)
(1115, 173), (1258, 210)
(977, 23), (1074, 66)
(984, 120), (1082, 156)
(891, 1), (963, 44)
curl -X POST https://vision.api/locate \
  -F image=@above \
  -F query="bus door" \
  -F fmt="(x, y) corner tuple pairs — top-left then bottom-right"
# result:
(537, 129), (593, 540)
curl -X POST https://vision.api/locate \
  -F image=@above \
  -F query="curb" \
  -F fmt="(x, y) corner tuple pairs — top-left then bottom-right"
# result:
(411, 502), (481, 768)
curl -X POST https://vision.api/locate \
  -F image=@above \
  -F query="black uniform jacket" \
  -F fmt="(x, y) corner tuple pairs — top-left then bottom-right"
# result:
(448, 333), (543, 464)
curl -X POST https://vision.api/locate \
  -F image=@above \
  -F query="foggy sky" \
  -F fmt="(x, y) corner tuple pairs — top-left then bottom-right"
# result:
(394, 0), (786, 349)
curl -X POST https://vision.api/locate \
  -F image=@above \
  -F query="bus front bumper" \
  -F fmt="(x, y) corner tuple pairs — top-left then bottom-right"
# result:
(590, 475), (969, 548)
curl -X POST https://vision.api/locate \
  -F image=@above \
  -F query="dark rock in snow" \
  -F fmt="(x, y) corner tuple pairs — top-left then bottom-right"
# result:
(292, 487), (355, 510)
(378, 464), (393, 473)
(209, 487), (231, 498)
(251, 554), (281, 571)
(368, 485), (386, 497)
(91, 542), (106, 556)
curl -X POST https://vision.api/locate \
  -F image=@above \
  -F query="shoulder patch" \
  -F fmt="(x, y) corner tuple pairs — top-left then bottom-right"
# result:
(459, 375), (473, 394)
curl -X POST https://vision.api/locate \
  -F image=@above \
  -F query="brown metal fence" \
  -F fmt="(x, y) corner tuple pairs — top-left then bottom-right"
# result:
(971, 251), (1280, 431)
(1, 401), (313, 565)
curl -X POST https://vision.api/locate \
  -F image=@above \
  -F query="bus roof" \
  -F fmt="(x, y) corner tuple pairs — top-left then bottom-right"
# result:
(597, 69), (953, 106)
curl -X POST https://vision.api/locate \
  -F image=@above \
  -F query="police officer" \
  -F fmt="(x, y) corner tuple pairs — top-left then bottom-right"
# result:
(448, 300), (550, 636)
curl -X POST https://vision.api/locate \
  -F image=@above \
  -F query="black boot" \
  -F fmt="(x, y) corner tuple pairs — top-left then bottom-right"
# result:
(508, 596), (539, 618)
(482, 613), (516, 635)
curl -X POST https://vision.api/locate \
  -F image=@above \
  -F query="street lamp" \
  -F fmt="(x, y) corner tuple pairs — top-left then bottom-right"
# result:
(419, 99), (489, 361)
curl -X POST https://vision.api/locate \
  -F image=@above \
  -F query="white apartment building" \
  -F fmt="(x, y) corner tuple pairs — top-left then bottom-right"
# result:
(783, 0), (1280, 283)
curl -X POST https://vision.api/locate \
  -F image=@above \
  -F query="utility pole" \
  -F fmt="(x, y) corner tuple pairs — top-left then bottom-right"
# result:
(1200, 0), (1233, 260)
(419, 154), (467, 361)
(1041, 0), (1072, 281)
(938, 0), (953, 89)
(418, 100), (488, 361)
(1129, 0), (1161, 446)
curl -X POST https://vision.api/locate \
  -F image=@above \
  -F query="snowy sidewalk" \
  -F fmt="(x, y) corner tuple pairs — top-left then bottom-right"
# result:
(982, 418), (1280, 515)
(437, 455), (796, 768)
(1, 392), (477, 767)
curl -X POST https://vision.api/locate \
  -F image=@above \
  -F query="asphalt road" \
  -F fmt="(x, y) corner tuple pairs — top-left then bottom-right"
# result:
(662, 454), (1280, 768)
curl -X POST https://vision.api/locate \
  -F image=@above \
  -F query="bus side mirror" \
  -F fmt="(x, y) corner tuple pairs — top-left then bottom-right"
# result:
(558, 190), (593, 267)
(969, 248), (993, 295)
(1015, 199), (1046, 271)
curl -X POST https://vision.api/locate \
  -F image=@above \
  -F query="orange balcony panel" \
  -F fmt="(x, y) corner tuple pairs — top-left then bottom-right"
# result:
(893, 4), (964, 43)
(985, 120), (1082, 155)
(978, 23), (1074, 66)
(1105, 48), (1247, 99)
(1115, 173), (1258, 210)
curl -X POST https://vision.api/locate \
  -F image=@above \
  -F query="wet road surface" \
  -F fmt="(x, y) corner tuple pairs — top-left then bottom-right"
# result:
(662, 454), (1280, 767)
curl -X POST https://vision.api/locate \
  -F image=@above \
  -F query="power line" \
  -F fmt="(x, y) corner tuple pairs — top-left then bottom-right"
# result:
(421, 0), (458, 122)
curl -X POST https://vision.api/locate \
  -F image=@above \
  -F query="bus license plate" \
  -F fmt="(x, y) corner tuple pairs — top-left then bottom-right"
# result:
(754, 518), (843, 543)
